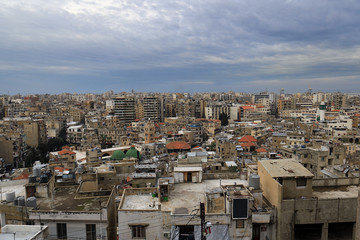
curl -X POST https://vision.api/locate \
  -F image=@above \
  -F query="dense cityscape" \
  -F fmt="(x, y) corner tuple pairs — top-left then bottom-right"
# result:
(2, 0), (360, 239)
(0, 90), (359, 239)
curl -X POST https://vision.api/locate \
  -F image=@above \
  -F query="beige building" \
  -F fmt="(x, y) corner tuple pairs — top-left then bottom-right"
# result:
(24, 120), (47, 148)
(144, 122), (155, 144)
(258, 159), (358, 240)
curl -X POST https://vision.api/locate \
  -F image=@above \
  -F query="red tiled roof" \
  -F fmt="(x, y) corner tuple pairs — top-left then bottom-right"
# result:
(354, 113), (360, 117)
(256, 148), (268, 153)
(13, 173), (29, 180)
(166, 141), (191, 150)
(58, 149), (76, 155)
(241, 142), (256, 147)
(54, 167), (69, 172)
(241, 106), (254, 110)
(239, 135), (257, 143)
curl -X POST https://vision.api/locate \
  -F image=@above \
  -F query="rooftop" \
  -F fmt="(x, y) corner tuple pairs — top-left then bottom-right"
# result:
(0, 179), (26, 202)
(35, 185), (107, 212)
(259, 159), (314, 178)
(166, 141), (191, 150)
(313, 185), (360, 199)
(161, 179), (247, 214)
(0, 225), (47, 240)
(239, 135), (257, 142)
(121, 195), (160, 210)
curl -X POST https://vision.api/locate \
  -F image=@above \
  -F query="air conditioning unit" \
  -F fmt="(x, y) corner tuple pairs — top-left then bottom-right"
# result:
(163, 231), (171, 239)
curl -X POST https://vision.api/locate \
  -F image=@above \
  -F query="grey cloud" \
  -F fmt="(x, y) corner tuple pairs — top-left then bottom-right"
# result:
(1, 0), (360, 93)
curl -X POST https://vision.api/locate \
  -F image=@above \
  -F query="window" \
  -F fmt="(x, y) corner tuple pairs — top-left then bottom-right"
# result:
(236, 219), (245, 228)
(86, 224), (96, 240)
(131, 225), (146, 238)
(328, 159), (333, 166)
(296, 178), (307, 188)
(57, 223), (67, 239)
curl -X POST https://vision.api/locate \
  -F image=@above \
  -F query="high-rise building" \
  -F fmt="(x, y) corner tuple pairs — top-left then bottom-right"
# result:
(114, 96), (136, 124)
(143, 97), (161, 122)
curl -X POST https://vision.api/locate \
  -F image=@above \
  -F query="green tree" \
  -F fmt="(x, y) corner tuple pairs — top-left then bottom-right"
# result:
(24, 147), (41, 167)
(58, 127), (68, 143)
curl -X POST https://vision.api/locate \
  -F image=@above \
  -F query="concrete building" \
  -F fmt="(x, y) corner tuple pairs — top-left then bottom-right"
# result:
(258, 159), (358, 240)
(24, 120), (47, 148)
(143, 96), (161, 122)
(144, 122), (155, 144)
(0, 225), (48, 240)
(114, 96), (136, 125)
(118, 179), (274, 240)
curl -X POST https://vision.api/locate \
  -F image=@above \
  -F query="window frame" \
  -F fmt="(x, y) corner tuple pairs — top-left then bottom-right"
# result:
(86, 224), (96, 240)
(57, 223), (67, 240)
(129, 224), (147, 239)
(296, 178), (307, 188)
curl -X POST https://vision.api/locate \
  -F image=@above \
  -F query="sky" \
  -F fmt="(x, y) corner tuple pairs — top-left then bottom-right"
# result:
(1, 0), (360, 94)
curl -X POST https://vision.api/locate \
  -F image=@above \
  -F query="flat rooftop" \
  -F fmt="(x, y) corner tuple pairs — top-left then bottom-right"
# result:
(36, 185), (107, 211)
(121, 195), (160, 210)
(161, 179), (247, 214)
(259, 159), (314, 178)
(313, 185), (360, 199)
(0, 225), (46, 240)
(0, 179), (26, 202)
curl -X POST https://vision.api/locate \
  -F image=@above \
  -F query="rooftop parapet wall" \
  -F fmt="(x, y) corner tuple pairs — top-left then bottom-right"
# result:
(312, 177), (359, 187)
(281, 197), (357, 225)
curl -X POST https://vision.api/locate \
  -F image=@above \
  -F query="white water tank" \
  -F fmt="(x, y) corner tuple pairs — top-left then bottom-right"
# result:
(249, 174), (260, 190)
(33, 167), (41, 177)
(6, 192), (15, 203)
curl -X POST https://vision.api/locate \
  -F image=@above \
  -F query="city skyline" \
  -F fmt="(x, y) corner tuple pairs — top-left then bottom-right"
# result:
(1, 0), (360, 94)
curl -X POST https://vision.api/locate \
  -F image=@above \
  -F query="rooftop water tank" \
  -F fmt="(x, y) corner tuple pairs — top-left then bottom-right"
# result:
(39, 175), (49, 183)
(28, 176), (38, 183)
(249, 174), (260, 190)
(26, 197), (37, 208)
(6, 192), (15, 203)
(33, 167), (41, 177)
(15, 196), (25, 206)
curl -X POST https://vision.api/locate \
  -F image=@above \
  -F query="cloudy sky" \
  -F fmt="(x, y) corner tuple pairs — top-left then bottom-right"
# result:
(1, 0), (360, 94)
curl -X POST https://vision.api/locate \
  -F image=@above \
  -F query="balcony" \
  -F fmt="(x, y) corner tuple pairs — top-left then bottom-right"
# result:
(252, 210), (271, 224)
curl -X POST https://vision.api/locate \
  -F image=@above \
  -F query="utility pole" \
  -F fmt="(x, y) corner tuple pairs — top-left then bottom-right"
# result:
(99, 201), (103, 240)
(200, 202), (206, 240)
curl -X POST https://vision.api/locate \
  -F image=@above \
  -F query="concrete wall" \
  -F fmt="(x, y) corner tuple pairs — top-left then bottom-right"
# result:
(282, 178), (312, 199)
(36, 221), (107, 240)
(312, 177), (359, 187)
(106, 188), (117, 240)
(132, 178), (156, 188)
(0, 137), (13, 164)
(202, 173), (239, 180)
(258, 162), (282, 207)
(280, 197), (357, 240)
(118, 210), (166, 240)
(0, 179), (28, 188)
